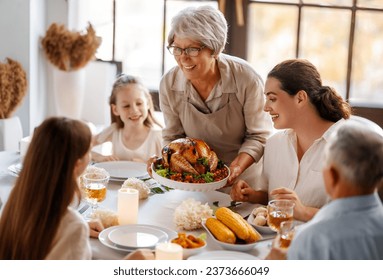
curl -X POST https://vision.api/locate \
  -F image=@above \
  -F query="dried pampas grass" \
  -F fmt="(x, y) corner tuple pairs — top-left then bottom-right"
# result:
(41, 23), (101, 71)
(0, 58), (27, 119)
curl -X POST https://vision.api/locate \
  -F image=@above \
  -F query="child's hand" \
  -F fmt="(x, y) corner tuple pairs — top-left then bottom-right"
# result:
(92, 153), (119, 162)
(100, 155), (119, 162)
(88, 219), (104, 238)
(124, 249), (155, 260)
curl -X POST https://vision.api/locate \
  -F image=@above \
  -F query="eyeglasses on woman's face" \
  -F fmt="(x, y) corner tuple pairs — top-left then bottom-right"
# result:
(167, 45), (206, 57)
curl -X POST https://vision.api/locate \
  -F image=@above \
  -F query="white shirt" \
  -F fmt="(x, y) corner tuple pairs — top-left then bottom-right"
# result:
(46, 207), (91, 260)
(95, 123), (163, 163)
(258, 120), (345, 208)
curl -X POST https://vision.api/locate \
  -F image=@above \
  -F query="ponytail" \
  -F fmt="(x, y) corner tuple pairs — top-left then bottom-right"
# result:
(268, 59), (351, 122)
(310, 86), (351, 122)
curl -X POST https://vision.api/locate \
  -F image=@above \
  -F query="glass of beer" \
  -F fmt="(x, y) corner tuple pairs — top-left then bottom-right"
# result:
(267, 199), (294, 232)
(82, 173), (109, 218)
(278, 220), (295, 248)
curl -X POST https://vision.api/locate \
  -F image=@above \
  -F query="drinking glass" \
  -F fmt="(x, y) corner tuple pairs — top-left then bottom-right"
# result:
(267, 199), (294, 232)
(278, 220), (295, 249)
(81, 173), (109, 218)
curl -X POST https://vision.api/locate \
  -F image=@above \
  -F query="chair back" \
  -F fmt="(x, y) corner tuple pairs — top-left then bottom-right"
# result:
(349, 115), (383, 137)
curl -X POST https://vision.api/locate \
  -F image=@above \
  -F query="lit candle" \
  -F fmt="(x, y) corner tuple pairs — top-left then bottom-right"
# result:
(117, 188), (139, 225)
(155, 242), (183, 260)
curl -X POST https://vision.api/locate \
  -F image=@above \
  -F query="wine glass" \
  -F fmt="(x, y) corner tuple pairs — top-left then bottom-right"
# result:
(267, 199), (294, 233)
(81, 173), (110, 218)
(278, 220), (296, 248)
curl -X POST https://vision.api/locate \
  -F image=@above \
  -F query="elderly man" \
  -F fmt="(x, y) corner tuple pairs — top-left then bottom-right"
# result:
(267, 122), (383, 260)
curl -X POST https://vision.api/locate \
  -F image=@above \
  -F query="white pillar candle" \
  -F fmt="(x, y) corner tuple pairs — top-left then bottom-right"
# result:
(155, 242), (183, 260)
(117, 188), (139, 225)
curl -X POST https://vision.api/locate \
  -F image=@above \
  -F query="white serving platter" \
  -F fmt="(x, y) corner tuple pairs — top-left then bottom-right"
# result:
(151, 163), (229, 192)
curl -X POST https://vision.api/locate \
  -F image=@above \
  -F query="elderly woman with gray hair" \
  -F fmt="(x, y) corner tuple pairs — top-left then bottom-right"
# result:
(157, 5), (272, 187)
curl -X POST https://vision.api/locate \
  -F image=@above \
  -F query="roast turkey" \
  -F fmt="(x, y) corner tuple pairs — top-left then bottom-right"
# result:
(161, 137), (219, 175)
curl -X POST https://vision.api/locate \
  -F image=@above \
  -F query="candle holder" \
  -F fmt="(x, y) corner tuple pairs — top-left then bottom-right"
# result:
(155, 242), (183, 260)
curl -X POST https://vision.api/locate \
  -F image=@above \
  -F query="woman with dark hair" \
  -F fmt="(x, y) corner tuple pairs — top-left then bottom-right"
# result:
(0, 117), (93, 259)
(230, 59), (351, 222)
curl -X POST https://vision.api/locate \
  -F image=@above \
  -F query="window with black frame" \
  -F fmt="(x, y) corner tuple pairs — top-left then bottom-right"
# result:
(247, 0), (383, 107)
(83, 0), (383, 109)
(82, 0), (217, 90)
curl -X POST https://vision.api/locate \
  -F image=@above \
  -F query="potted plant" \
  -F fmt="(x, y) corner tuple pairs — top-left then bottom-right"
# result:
(41, 22), (101, 71)
(41, 23), (101, 118)
(0, 58), (27, 151)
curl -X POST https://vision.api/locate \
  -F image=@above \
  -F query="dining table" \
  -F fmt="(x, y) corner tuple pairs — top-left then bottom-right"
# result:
(0, 150), (275, 260)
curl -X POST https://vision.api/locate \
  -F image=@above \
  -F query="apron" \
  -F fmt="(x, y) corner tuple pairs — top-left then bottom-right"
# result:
(180, 90), (261, 187)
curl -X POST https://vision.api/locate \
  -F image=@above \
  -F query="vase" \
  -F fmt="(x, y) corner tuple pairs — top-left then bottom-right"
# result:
(52, 68), (86, 119)
(0, 116), (23, 152)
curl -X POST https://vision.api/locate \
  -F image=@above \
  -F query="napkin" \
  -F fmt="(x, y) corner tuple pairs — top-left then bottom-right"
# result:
(89, 208), (119, 228)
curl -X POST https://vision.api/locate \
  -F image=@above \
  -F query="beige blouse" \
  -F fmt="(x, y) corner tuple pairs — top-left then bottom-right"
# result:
(159, 54), (272, 185)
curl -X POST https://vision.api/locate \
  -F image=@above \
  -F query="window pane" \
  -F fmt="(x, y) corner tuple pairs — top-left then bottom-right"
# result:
(302, 0), (353, 6)
(250, 0), (299, 3)
(247, 4), (298, 81)
(350, 11), (383, 105)
(299, 7), (350, 98)
(164, 1), (217, 73)
(80, 0), (114, 61)
(357, 0), (383, 9)
(114, 0), (164, 89)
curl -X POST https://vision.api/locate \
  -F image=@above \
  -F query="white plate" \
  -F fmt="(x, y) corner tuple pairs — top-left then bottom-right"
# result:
(99, 224), (177, 252)
(108, 225), (168, 249)
(188, 250), (258, 260)
(247, 214), (275, 235)
(202, 221), (259, 251)
(151, 163), (230, 192)
(94, 161), (148, 179)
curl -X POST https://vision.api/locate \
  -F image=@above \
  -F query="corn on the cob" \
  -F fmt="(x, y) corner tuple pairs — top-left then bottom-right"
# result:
(235, 213), (262, 243)
(205, 217), (236, 244)
(215, 207), (250, 240)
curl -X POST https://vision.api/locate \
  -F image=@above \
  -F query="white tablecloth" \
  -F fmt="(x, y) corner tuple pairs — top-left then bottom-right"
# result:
(0, 151), (274, 260)
(0, 151), (19, 213)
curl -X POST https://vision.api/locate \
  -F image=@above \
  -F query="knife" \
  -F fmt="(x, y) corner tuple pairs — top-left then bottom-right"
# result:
(212, 200), (242, 209)
(78, 204), (90, 214)
(212, 201), (243, 216)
